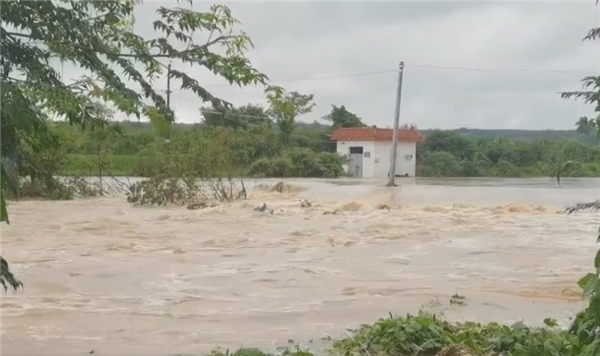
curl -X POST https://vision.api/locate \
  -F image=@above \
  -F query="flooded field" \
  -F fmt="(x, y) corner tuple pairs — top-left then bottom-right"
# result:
(1, 177), (599, 355)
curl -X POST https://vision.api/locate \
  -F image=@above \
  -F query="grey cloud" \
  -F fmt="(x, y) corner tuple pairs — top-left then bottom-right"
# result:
(227, 2), (486, 44)
(67, 2), (600, 129)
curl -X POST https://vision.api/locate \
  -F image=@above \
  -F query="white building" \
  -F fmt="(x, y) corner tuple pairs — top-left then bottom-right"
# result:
(330, 125), (424, 179)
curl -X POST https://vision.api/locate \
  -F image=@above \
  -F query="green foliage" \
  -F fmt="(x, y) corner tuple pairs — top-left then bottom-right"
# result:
(123, 127), (253, 206)
(331, 311), (586, 356)
(0, 0), (274, 216)
(562, 205), (600, 355)
(249, 157), (295, 178)
(201, 104), (273, 130)
(322, 105), (366, 129)
(565, 201), (600, 355)
(62, 154), (141, 176)
(0, 256), (23, 293)
(126, 176), (246, 206)
(138, 128), (241, 178)
(556, 0), (600, 183)
(423, 128), (598, 145)
(1, 0), (275, 291)
(0, 165), (11, 224)
(329, 309), (600, 356)
(54, 120), (600, 179)
(267, 89), (315, 143)
(418, 151), (463, 177)
(417, 130), (600, 178)
(556, 3), (600, 355)
(207, 347), (314, 356)
(249, 147), (345, 178)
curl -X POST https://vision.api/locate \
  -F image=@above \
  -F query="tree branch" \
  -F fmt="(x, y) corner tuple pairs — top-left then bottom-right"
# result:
(564, 201), (600, 214)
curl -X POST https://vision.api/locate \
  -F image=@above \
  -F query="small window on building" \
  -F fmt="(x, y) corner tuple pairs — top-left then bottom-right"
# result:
(364, 151), (371, 158)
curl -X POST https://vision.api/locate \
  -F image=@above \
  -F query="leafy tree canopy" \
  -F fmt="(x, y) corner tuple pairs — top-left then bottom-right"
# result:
(266, 90), (315, 142)
(557, 0), (600, 182)
(201, 104), (272, 130)
(1, 0), (276, 223)
(322, 104), (365, 129)
(0, 0), (278, 289)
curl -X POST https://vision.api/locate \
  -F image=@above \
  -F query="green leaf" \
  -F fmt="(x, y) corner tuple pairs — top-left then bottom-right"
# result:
(0, 193), (8, 225)
(0, 162), (14, 224)
(578, 273), (597, 292)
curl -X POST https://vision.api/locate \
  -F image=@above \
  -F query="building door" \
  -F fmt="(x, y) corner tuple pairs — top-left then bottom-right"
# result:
(348, 146), (364, 178)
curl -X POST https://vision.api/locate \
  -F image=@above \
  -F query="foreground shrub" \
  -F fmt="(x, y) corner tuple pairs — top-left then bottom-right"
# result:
(10, 176), (103, 200)
(563, 203), (600, 355)
(122, 129), (253, 206)
(331, 312), (581, 356)
(126, 177), (247, 206)
(249, 157), (295, 178)
(208, 347), (314, 356)
(6, 139), (104, 200)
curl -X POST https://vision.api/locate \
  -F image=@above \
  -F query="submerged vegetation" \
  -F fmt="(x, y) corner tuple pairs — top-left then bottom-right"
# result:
(1, 1), (600, 356)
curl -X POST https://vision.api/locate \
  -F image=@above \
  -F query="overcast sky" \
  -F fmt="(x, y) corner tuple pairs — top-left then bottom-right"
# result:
(60, 1), (600, 129)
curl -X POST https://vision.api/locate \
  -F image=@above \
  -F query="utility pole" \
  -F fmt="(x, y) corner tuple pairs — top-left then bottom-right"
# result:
(165, 62), (173, 142)
(166, 62), (172, 110)
(387, 61), (405, 187)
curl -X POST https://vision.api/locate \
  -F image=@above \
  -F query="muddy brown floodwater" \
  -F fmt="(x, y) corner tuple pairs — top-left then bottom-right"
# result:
(1, 178), (599, 356)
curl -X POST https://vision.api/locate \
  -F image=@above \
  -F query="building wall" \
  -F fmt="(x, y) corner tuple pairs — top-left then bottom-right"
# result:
(374, 141), (417, 178)
(335, 140), (376, 177)
(336, 140), (417, 178)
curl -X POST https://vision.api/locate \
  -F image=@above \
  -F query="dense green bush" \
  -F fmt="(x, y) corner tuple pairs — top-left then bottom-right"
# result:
(62, 154), (142, 176)
(248, 147), (345, 178)
(249, 157), (295, 177)
(54, 122), (600, 179)
(331, 312), (581, 356)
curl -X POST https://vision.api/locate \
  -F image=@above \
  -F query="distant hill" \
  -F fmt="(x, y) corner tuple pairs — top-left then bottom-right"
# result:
(109, 120), (595, 145)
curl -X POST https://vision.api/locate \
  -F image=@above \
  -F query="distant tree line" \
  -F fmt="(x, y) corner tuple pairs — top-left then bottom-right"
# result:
(49, 101), (600, 178)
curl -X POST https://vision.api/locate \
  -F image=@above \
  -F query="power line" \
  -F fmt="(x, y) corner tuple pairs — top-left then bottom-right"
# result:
(155, 69), (400, 90)
(271, 69), (399, 82)
(159, 63), (595, 92)
(404, 63), (594, 74)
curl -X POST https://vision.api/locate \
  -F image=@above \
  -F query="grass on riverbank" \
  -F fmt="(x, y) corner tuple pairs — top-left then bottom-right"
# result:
(212, 311), (590, 356)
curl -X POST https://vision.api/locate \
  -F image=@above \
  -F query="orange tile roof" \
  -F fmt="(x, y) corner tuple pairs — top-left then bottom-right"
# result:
(329, 126), (424, 142)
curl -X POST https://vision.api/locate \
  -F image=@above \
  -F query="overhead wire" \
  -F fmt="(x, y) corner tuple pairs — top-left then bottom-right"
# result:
(159, 61), (595, 135)
(21, 38), (597, 86)
(160, 63), (595, 92)
(403, 63), (594, 74)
